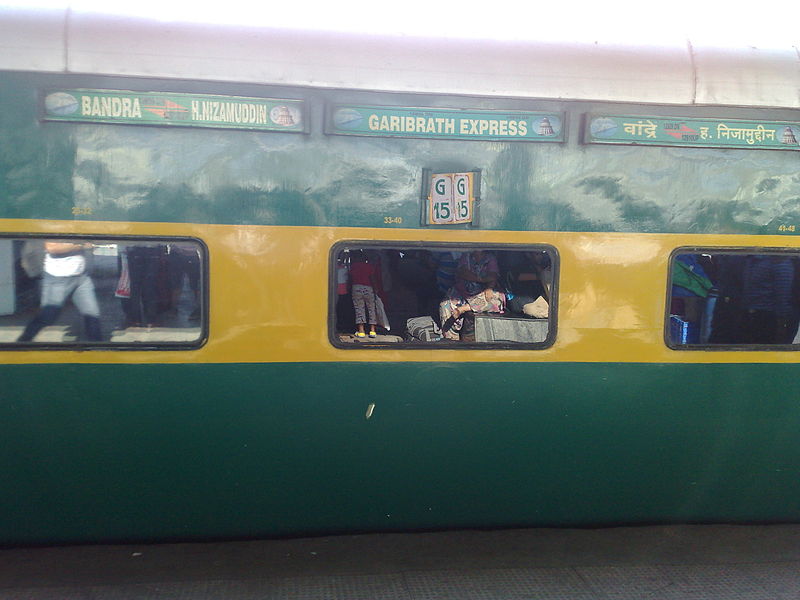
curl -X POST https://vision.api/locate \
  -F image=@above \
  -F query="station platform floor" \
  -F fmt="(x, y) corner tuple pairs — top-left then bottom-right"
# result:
(2, 524), (800, 599)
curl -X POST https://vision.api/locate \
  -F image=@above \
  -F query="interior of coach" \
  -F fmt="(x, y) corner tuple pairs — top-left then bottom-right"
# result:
(0, 238), (203, 344)
(669, 251), (800, 346)
(333, 246), (554, 344)
(4, 239), (799, 347)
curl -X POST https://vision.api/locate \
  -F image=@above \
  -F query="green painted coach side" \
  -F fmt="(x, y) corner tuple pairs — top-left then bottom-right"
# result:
(2, 71), (799, 235)
(3, 67), (800, 546)
(1, 362), (799, 545)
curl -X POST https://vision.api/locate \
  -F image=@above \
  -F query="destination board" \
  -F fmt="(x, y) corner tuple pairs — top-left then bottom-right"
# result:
(42, 89), (307, 132)
(585, 114), (800, 150)
(328, 104), (565, 142)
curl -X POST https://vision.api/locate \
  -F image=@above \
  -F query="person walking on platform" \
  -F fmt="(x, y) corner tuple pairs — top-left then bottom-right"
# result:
(17, 240), (102, 342)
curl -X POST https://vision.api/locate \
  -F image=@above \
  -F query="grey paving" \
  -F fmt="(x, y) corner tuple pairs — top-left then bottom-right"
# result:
(1, 525), (799, 599)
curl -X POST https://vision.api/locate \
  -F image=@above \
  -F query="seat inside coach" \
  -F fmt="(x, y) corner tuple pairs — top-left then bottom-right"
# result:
(333, 246), (554, 345)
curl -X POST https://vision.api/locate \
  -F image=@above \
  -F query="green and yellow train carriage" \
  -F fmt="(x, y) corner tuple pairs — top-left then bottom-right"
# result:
(1, 7), (799, 545)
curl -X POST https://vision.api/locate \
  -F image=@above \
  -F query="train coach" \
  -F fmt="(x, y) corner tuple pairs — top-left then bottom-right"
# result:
(1, 7), (800, 545)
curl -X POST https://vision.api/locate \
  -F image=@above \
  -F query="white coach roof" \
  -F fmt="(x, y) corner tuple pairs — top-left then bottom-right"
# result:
(1, 6), (798, 108)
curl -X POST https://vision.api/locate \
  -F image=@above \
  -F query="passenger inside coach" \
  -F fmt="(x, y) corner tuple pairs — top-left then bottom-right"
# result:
(500, 250), (551, 319)
(118, 243), (164, 328)
(167, 242), (201, 322)
(333, 245), (554, 344)
(116, 242), (203, 329)
(439, 249), (504, 341)
(394, 249), (438, 317)
(348, 250), (380, 338)
(434, 250), (461, 297)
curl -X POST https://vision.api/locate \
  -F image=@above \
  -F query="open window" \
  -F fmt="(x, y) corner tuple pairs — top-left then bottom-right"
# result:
(0, 235), (207, 349)
(330, 242), (557, 348)
(667, 248), (800, 349)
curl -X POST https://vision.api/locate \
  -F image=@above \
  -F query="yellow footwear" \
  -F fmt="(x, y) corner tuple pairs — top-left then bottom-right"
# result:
(355, 332), (366, 337)
(368, 331), (377, 338)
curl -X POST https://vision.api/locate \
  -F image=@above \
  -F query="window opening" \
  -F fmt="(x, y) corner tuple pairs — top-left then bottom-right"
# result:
(332, 244), (557, 347)
(0, 236), (206, 349)
(667, 249), (800, 348)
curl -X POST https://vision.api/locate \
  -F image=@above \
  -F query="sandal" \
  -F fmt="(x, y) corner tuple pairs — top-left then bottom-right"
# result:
(368, 331), (377, 338)
(355, 332), (366, 337)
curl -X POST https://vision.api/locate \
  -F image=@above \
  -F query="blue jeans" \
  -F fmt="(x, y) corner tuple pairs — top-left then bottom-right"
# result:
(18, 273), (102, 342)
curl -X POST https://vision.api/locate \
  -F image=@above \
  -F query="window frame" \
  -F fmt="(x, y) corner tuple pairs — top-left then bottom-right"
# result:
(0, 233), (209, 351)
(328, 240), (559, 350)
(664, 246), (800, 351)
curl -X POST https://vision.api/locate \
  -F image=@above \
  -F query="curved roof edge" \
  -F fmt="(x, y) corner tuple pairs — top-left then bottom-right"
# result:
(1, 7), (798, 109)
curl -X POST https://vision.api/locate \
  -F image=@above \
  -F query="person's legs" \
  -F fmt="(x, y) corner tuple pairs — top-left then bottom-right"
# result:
(363, 290), (377, 333)
(352, 284), (368, 336)
(126, 249), (146, 325)
(71, 274), (100, 318)
(83, 316), (102, 341)
(71, 273), (102, 341)
(141, 248), (161, 325)
(18, 305), (61, 341)
(439, 296), (463, 340)
(17, 273), (73, 342)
